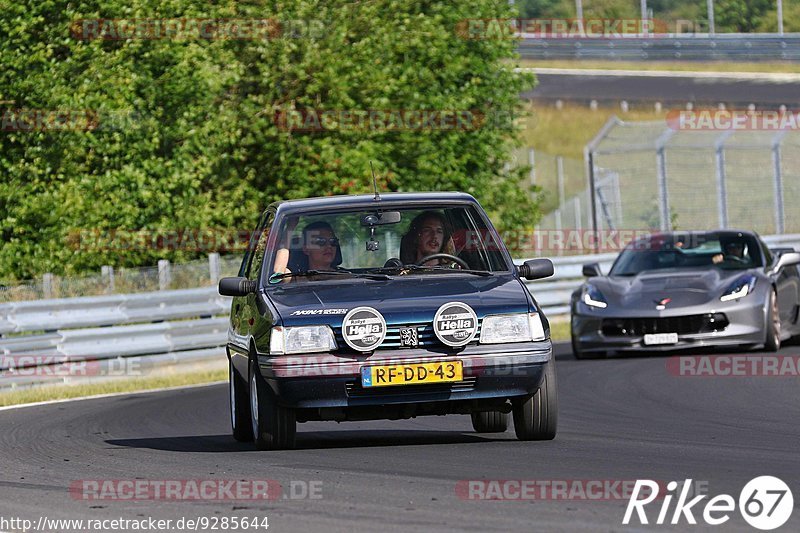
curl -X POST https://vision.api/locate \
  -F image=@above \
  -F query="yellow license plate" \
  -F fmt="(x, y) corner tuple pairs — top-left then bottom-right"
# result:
(361, 361), (463, 387)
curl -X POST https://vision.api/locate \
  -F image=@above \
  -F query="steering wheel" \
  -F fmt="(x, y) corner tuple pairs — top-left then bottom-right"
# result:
(415, 253), (469, 269)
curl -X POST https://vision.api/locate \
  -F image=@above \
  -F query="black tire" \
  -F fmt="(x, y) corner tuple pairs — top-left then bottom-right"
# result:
(470, 411), (509, 433)
(571, 321), (601, 360)
(764, 289), (781, 352)
(513, 360), (557, 441)
(250, 362), (296, 450)
(230, 360), (253, 442)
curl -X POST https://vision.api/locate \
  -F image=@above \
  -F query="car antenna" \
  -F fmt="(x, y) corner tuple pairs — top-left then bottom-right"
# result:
(370, 161), (381, 202)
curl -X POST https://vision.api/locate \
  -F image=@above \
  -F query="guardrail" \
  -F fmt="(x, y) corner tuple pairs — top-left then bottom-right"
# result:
(3, 233), (798, 388)
(519, 34), (800, 61)
(0, 287), (231, 390)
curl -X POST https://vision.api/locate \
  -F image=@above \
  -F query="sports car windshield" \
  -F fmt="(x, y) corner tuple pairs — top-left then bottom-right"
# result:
(265, 205), (509, 282)
(609, 233), (763, 276)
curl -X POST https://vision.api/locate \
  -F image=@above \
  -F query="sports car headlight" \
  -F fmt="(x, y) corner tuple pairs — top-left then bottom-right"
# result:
(269, 325), (337, 355)
(720, 274), (757, 302)
(582, 284), (608, 309)
(480, 313), (546, 344)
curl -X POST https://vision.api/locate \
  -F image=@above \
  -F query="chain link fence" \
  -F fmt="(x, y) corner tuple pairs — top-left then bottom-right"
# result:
(526, 117), (800, 247)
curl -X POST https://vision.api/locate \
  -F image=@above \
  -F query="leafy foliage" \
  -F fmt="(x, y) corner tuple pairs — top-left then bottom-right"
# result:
(0, 0), (537, 280)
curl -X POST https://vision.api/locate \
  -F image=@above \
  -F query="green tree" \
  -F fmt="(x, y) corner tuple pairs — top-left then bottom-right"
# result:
(0, 0), (538, 280)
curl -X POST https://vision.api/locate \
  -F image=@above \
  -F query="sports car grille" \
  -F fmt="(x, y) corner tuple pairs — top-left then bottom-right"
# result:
(334, 321), (483, 351)
(601, 313), (729, 337)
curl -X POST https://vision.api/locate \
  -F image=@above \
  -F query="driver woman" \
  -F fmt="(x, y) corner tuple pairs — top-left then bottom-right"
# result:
(400, 211), (460, 267)
(273, 221), (342, 280)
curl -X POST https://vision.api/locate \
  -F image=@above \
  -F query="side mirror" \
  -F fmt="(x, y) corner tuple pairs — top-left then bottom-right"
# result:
(582, 263), (602, 278)
(219, 277), (258, 297)
(768, 251), (800, 275)
(517, 258), (554, 281)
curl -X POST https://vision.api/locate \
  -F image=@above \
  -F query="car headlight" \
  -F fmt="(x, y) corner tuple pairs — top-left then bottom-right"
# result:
(480, 313), (546, 344)
(582, 284), (608, 309)
(720, 274), (757, 302)
(269, 325), (337, 355)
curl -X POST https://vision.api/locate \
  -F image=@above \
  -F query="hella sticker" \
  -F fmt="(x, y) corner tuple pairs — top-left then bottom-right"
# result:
(433, 302), (478, 347)
(342, 307), (386, 352)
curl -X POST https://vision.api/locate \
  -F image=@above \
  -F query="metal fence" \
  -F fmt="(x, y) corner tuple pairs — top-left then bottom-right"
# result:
(0, 254), (242, 303)
(518, 34), (800, 61)
(531, 117), (800, 240)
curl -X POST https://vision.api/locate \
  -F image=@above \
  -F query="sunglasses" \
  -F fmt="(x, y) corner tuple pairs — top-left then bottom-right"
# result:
(310, 237), (339, 247)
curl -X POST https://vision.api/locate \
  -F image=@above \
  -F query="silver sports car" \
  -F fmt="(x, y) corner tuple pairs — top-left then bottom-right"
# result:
(570, 231), (800, 358)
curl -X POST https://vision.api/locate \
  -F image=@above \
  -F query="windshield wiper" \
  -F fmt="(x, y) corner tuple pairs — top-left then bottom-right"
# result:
(369, 264), (493, 277)
(269, 269), (391, 283)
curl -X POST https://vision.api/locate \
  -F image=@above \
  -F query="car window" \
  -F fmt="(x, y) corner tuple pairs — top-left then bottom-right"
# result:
(246, 212), (274, 281)
(610, 232), (762, 276)
(266, 205), (509, 281)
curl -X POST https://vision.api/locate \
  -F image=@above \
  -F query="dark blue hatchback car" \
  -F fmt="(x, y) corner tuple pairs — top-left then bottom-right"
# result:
(219, 192), (556, 449)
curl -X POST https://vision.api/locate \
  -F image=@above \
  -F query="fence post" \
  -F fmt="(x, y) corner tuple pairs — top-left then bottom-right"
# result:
(101, 265), (115, 293)
(556, 156), (565, 209)
(42, 273), (54, 299)
(655, 147), (671, 232)
(714, 131), (731, 229)
(772, 141), (786, 234)
(528, 148), (536, 188)
(208, 253), (221, 285)
(158, 260), (171, 291)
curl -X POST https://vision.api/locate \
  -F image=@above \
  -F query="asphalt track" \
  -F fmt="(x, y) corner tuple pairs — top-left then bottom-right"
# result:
(522, 71), (800, 107)
(1, 343), (798, 532)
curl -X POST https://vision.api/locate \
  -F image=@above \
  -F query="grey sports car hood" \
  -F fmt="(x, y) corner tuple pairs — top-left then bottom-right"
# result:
(588, 268), (758, 310)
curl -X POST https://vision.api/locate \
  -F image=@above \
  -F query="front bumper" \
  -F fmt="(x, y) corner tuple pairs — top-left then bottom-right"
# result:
(257, 341), (551, 409)
(572, 298), (767, 354)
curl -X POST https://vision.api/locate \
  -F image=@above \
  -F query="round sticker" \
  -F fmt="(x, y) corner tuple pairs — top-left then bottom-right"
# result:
(341, 307), (387, 352)
(433, 302), (478, 347)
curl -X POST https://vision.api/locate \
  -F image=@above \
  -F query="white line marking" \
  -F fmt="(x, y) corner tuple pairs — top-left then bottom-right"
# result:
(0, 381), (226, 412)
(516, 67), (800, 83)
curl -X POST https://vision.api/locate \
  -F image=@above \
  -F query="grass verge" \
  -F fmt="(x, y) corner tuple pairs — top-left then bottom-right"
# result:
(549, 317), (570, 342)
(0, 367), (227, 408)
(520, 102), (663, 160)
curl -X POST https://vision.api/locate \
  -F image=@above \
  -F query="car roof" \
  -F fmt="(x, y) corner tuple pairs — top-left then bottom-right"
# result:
(269, 192), (479, 214)
(627, 229), (759, 248)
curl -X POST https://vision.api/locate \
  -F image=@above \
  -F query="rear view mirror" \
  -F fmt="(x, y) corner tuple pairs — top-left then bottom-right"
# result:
(361, 211), (401, 226)
(582, 263), (602, 277)
(517, 258), (554, 281)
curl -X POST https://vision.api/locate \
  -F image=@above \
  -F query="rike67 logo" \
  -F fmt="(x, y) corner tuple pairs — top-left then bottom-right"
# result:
(623, 476), (793, 530)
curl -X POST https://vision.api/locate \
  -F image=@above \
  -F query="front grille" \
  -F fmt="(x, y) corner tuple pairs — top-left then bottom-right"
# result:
(334, 321), (482, 351)
(345, 377), (477, 398)
(601, 313), (729, 337)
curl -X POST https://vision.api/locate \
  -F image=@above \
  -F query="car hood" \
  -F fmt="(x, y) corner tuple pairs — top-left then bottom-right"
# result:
(266, 275), (531, 326)
(588, 268), (760, 310)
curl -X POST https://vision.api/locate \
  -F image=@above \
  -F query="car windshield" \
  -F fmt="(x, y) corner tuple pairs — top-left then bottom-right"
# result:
(266, 205), (509, 283)
(609, 232), (763, 276)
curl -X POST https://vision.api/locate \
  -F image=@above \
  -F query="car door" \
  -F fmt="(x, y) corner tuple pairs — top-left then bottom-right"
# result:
(775, 259), (800, 329)
(229, 210), (273, 376)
